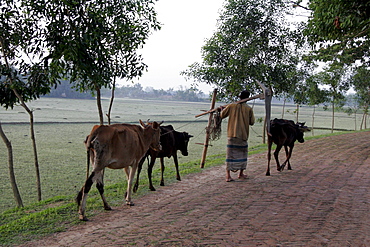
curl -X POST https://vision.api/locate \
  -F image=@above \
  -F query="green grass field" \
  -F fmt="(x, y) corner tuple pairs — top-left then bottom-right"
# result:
(0, 97), (362, 213)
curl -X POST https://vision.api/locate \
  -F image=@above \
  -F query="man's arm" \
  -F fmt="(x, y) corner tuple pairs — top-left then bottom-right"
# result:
(250, 109), (255, 126)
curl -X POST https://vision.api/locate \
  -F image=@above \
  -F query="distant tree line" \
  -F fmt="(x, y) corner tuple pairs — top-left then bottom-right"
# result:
(100, 83), (209, 102)
(43, 80), (208, 102)
(44, 80), (94, 99)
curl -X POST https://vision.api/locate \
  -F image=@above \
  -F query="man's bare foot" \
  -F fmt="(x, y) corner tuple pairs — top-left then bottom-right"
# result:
(238, 174), (248, 179)
(226, 178), (235, 182)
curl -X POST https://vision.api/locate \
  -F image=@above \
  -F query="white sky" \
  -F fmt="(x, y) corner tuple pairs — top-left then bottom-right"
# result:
(121, 0), (225, 94)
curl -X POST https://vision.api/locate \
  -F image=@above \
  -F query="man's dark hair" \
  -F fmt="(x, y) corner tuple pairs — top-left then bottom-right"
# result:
(239, 90), (250, 100)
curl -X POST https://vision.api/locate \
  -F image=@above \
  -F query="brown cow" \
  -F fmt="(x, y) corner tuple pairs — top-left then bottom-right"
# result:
(266, 118), (310, 176)
(76, 120), (162, 221)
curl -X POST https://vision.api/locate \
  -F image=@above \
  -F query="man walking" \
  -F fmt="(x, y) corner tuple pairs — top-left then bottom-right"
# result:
(220, 90), (255, 182)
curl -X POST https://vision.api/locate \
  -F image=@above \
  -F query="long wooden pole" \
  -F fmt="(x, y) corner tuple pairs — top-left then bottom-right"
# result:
(200, 89), (217, 168)
(195, 93), (263, 118)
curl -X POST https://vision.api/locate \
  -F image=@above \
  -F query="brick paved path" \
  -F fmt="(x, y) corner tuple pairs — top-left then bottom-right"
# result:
(23, 132), (370, 246)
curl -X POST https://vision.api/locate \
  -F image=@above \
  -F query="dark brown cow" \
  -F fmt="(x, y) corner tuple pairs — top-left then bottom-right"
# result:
(133, 125), (193, 192)
(76, 120), (162, 221)
(266, 118), (310, 176)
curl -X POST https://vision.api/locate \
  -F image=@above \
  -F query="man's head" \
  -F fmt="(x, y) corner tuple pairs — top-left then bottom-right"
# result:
(239, 90), (250, 100)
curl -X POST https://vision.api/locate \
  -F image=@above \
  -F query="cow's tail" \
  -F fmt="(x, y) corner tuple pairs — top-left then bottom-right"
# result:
(84, 133), (96, 181)
(86, 149), (90, 181)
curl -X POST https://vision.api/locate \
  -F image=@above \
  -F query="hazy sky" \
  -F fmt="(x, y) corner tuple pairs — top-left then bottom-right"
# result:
(123, 0), (225, 94)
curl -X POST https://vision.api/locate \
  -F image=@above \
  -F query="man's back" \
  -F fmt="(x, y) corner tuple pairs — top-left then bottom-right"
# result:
(221, 103), (255, 141)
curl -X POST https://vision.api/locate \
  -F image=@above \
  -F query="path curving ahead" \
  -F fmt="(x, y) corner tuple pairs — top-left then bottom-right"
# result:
(22, 132), (370, 246)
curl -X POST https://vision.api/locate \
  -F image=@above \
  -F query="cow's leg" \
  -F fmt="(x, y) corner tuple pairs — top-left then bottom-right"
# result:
(266, 138), (273, 176)
(96, 169), (111, 210)
(274, 145), (283, 171)
(77, 171), (97, 221)
(283, 145), (292, 170)
(286, 145), (294, 170)
(279, 145), (288, 171)
(125, 165), (137, 206)
(124, 166), (130, 178)
(123, 167), (130, 199)
(148, 157), (156, 191)
(280, 144), (294, 171)
(160, 157), (165, 186)
(133, 156), (145, 193)
(173, 154), (181, 181)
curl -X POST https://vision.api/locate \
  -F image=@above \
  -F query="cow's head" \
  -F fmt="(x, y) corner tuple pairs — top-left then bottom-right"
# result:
(296, 122), (310, 143)
(140, 119), (163, 151)
(178, 132), (193, 156)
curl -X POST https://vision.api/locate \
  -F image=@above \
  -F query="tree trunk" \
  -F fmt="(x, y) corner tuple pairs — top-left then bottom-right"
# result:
(95, 85), (104, 125)
(360, 111), (365, 130)
(29, 111), (42, 201)
(0, 122), (24, 207)
(366, 112), (368, 129)
(281, 98), (286, 118)
(296, 104), (299, 123)
(263, 117), (266, 144)
(331, 101), (335, 133)
(11, 89), (42, 201)
(365, 105), (369, 129)
(107, 79), (116, 125)
(311, 105), (316, 136)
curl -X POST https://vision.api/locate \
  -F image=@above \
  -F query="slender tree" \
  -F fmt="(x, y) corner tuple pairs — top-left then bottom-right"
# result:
(349, 66), (370, 129)
(314, 63), (350, 132)
(0, 122), (23, 207)
(182, 0), (305, 101)
(37, 0), (161, 124)
(302, 72), (331, 134)
(1, 0), (58, 201)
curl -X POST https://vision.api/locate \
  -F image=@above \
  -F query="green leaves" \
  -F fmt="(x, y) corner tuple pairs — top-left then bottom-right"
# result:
(45, 0), (160, 90)
(306, 0), (370, 65)
(1, 0), (160, 109)
(182, 0), (303, 101)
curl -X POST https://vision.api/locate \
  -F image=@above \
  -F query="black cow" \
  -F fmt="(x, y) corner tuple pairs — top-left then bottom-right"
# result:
(266, 118), (310, 176)
(133, 125), (193, 192)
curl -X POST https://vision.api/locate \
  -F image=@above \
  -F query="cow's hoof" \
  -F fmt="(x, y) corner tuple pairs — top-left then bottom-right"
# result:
(126, 201), (135, 206)
(149, 187), (156, 191)
(79, 215), (89, 221)
(104, 206), (112, 211)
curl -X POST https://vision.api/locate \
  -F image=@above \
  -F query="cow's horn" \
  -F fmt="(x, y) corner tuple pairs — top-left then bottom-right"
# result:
(139, 119), (145, 127)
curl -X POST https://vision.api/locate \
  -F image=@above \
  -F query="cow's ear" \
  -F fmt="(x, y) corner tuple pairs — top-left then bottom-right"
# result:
(158, 121), (164, 126)
(188, 134), (194, 138)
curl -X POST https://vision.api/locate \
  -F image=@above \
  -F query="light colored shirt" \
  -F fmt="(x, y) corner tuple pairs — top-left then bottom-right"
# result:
(220, 103), (255, 141)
